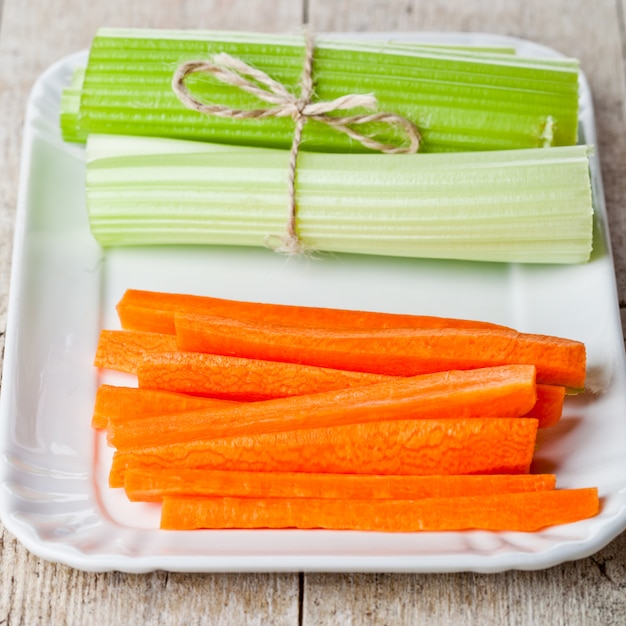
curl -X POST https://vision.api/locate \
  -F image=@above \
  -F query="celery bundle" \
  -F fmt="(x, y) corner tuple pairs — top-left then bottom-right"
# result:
(62, 28), (581, 153)
(85, 134), (594, 264)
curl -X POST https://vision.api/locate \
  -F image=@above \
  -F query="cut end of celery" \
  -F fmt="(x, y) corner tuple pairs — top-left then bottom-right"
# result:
(60, 67), (88, 143)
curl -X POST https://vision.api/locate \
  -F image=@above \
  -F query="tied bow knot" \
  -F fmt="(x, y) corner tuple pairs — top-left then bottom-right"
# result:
(172, 32), (421, 254)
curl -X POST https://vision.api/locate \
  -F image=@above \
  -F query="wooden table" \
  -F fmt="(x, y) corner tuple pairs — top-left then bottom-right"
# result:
(1, 1), (625, 623)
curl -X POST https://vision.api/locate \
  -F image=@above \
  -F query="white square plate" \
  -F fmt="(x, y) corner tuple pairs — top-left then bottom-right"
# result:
(2, 33), (626, 573)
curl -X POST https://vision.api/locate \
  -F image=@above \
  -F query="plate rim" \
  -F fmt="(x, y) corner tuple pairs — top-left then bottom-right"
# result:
(1, 31), (626, 574)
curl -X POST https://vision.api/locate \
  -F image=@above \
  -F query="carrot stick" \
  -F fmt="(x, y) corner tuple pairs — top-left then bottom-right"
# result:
(135, 351), (564, 428)
(174, 311), (586, 389)
(117, 288), (509, 335)
(94, 380), (561, 431)
(107, 364), (538, 449)
(94, 330), (177, 374)
(91, 385), (237, 429)
(525, 383), (566, 428)
(109, 417), (539, 488)
(137, 352), (393, 401)
(123, 467), (557, 502)
(159, 488), (599, 532)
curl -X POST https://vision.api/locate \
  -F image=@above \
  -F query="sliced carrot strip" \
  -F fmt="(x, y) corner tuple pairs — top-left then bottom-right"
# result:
(137, 352), (393, 401)
(91, 385), (236, 430)
(525, 384), (566, 428)
(135, 351), (564, 428)
(93, 330), (177, 374)
(159, 489), (599, 532)
(123, 467), (557, 502)
(94, 381), (561, 431)
(117, 288), (509, 335)
(107, 365), (538, 449)
(109, 417), (539, 488)
(174, 311), (586, 389)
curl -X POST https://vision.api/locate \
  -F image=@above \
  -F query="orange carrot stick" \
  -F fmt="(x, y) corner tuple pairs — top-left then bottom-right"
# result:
(135, 351), (564, 428)
(91, 385), (237, 430)
(94, 330), (177, 374)
(95, 380), (561, 431)
(117, 288), (509, 335)
(123, 467), (557, 503)
(107, 365), (538, 449)
(109, 417), (539, 488)
(174, 311), (586, 389)
(524, 383), (566, 428)
(137, 352), (393, 401)
(159, 488), (599, 531)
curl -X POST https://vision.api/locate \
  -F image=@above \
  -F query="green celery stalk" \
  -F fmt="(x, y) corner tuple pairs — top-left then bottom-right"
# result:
(85, 134), (594, 264)
(59, 67), (88, 143)
(63, 28), (580, 153)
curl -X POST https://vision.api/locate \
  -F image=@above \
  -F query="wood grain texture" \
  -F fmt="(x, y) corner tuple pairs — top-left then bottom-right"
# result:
(303, 559), (626, 626)
(1, 0), (626, 625)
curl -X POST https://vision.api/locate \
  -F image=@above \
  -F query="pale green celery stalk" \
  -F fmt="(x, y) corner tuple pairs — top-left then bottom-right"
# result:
(63, 28), (580, 152)
(85, 134), (594, 264)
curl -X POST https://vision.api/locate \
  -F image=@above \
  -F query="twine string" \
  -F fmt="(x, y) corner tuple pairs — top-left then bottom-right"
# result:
(172, 31), (421, 255)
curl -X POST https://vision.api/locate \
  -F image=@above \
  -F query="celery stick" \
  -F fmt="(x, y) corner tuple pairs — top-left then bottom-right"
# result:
(85, 134), (594, 264)
(60, 67), (88, 143)
(63, 29), (580, 152)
